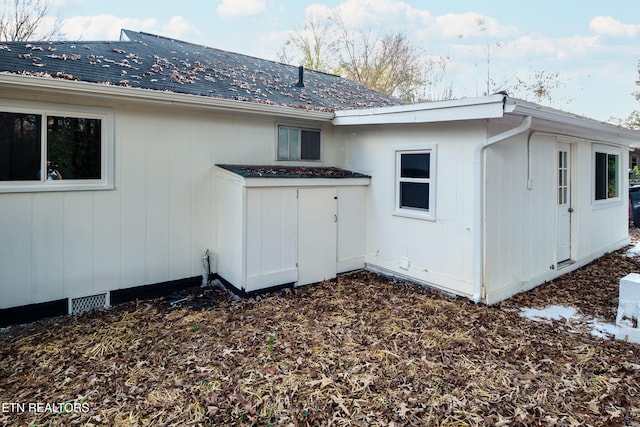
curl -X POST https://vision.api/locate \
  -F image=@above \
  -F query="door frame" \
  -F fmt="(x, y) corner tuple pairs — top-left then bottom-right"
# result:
(556, 140), (573, 265)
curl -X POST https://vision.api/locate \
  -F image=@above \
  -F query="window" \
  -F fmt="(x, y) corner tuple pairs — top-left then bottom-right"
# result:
(395, 148), (436, 220)
(277, 125), (321, 161)
(558, 150), (568, 205)
(594, 149), (620, 201)
(0, 102), (113, 192)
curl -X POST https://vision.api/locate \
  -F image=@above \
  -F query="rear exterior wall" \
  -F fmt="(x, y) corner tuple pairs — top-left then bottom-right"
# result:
(483, 132), (629, 303)
(0, 94), (334, 310)
(336, 121), (482, 298)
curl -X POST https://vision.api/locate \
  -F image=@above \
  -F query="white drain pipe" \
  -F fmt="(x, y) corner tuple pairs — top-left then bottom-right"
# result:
(472, 115), (532, 303)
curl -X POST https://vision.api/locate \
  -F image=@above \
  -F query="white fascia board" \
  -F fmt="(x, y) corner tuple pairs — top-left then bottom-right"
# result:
(505, 98), (640, 146)
(241, 177), (370, 188)
(332, 94), (506, 126)
(0, 73), (335, 122)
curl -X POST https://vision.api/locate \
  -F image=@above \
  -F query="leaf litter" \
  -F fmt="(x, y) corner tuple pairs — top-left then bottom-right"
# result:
(2, 229), (640, 425)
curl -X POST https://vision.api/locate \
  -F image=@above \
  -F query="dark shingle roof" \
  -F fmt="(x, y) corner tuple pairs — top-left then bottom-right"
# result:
(217, 164), (370, 179)
(0, 29), (404, 112)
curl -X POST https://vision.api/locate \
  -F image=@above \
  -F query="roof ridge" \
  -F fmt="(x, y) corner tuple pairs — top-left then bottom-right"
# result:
(121, 29), (340, 77)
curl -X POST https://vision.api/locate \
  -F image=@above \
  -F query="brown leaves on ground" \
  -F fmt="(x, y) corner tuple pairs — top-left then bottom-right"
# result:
(2, 233), (640, 426)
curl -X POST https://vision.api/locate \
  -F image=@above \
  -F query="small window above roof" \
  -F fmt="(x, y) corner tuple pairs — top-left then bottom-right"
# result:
(277, 126), (321, 161)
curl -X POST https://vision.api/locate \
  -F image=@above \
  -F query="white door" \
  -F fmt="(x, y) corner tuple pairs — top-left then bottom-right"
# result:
(297, 187), (337, 286)
(556, 142), (571, 263)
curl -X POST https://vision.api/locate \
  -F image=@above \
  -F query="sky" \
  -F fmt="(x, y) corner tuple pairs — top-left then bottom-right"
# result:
(34, 0), (640, 122)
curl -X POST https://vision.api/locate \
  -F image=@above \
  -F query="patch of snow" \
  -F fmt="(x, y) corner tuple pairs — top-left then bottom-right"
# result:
(588, 320), (617, 338)
(519, 305), (580, 323)
(624, 242), (640, 258)
(518, 305), (619, 341)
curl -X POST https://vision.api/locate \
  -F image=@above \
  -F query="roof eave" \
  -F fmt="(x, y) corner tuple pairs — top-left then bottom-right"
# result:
(0, 73), (336, 122)
(332, 94), (506, 125)
(505, 98), (640, 146)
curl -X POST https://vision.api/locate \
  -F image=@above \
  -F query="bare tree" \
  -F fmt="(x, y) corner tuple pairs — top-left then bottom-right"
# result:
(510, 69), (571, 106)
(417, 56), (454, 102)
(278, 12), (333, 73)
(333, 19), (423, 101)
(0, 0), (62, 41)
(280, 12), (425, 101)
(622, 62), (640, 129)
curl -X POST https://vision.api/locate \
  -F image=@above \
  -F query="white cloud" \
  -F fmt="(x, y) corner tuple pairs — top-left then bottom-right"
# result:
(217, 0), (266, 18)
(59, 15), (197, 41)
(304, 0), (429, 29)
(60, 15), (144, 40)
(589, 16), (640, 38)
(555, 35), (602, 58)
(433, 12), (516, 40)
(161, 16), (199, 40)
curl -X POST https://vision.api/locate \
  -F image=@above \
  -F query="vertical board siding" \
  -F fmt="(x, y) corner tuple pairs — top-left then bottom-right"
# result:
(119, 108), (148, 288)
(32, 194), (65, 304)
(145, 110), (171, 285)
(1, 97), (328, 309)
(484, 134), (629, 303)
(337, 186), (367, 272)
(339, 122), (477, 296)
(245, 187), (298, 281)
(0, 195), (33, 308)
(574, 143), (628, 258)
(484, 134), (556, 298)
(92, 190), (121, 292)
(190, 120), (215, 274)
(215, 173), (245, 287)
(62, 192), (94, 297)
(168, 118), (194, 281)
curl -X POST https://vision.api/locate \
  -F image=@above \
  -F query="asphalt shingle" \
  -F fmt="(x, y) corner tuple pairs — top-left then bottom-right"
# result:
(0, 30), (404, 112)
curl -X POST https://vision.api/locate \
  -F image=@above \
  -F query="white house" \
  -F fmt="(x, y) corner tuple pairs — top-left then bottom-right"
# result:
(0, 30), (638, 325)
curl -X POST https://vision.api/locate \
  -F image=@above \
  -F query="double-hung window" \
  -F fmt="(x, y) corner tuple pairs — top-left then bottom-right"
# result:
(277, 125), (321, 161)
(395, 147), (436, 220)
(594, 146), (620, 202)
(0, 101), (114, 192)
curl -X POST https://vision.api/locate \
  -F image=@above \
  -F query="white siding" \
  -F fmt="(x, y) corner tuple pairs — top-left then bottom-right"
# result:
(245, 187), (298, 291)
(215, 171), (245, 288)
(484, 133), (556, 301)
(0, 97), (334, 309)
(337, 186), (367, 273)
(215, 172), (369, 292)
(0, 195), (33, 307)
(338, 122), (479, 296)
(32, 195), (64, 303)
(574, 142), (629, 259)
(484, 133), (630, 303)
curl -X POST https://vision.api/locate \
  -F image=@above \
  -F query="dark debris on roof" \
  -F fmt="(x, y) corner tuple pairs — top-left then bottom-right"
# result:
(217, 164), (370, 179)
(0, 30), (404, 112)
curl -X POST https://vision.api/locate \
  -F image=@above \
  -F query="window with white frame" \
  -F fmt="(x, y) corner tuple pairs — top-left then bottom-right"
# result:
(0, 102), (113, 192)
(277, 125), (321, 161)
(395, 148), (435, 219)
(594, 147), (620, 201)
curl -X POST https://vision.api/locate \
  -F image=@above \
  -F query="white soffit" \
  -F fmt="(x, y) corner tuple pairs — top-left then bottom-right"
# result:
(332, 94), (506, 126)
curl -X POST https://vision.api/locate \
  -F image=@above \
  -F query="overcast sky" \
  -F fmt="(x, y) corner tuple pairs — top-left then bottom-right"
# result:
(38, 0), (640, 122)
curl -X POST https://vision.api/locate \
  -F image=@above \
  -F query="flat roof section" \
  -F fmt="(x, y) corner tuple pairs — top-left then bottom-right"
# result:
(216, 164), (370, 179)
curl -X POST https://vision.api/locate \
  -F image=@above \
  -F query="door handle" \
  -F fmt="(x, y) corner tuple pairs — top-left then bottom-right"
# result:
(334, 215), (338, 223)
(568, 207), (574, 213)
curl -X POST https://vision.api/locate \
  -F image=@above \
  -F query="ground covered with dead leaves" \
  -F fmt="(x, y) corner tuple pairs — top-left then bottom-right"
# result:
(2, 235), (640, 426)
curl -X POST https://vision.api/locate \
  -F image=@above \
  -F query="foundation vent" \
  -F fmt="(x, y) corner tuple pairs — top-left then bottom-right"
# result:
(69, 292), (110, 314)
